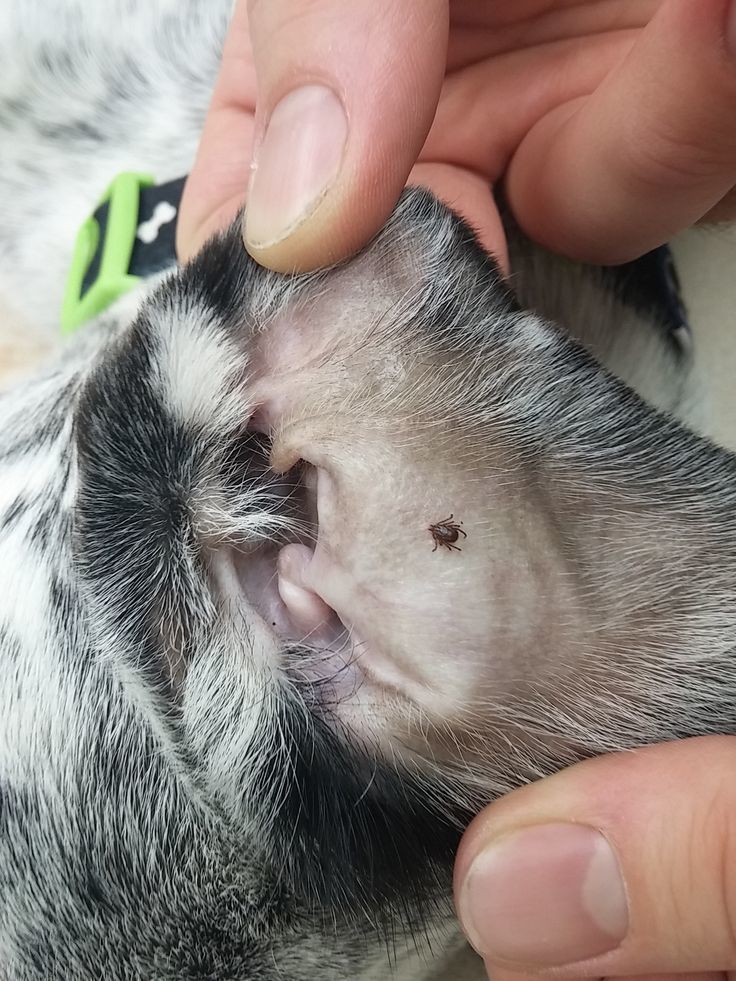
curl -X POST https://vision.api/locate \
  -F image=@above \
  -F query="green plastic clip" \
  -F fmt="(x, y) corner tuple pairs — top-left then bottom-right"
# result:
(61, 171), (154, 335)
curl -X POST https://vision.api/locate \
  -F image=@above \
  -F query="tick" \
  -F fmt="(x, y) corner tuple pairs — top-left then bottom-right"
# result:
(429, 514), (467, 552)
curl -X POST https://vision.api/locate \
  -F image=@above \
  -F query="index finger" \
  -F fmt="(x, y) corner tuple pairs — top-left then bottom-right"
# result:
(176, 1), (257, 262)
(506, 0), (736, 264)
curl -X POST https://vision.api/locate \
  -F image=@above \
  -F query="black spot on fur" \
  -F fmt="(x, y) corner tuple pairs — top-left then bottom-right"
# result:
(0, 381), (73, 459)
(1, 495), (28, 530)
(48, 574), (77, 622)
(255, 693), (479, 933)
(38, 120), (105, 144)
(29, 507), (53, 549)
(0, 623), (21, 664)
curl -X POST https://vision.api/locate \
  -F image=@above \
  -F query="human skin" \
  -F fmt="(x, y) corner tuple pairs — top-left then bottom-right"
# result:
(178, 0), (736, 275)
(455, 738), (736, 981)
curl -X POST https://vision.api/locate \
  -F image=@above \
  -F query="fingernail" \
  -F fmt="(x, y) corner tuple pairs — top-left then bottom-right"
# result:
(245, 85), (347, 249)
(457, 823), (628, 967)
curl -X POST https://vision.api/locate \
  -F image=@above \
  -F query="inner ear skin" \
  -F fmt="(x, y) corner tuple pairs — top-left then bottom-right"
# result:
(237, 261), (585, 760)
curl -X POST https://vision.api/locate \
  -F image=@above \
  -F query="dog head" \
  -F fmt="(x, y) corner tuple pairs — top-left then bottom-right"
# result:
(2, 190), (735, 978)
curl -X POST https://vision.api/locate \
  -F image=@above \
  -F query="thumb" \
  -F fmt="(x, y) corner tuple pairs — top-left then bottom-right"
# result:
(243, 0), (447, 271)
(454, 736), (736, 975)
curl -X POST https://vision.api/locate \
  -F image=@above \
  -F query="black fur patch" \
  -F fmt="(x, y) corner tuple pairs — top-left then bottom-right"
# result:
(1, 495), (28, 530)
(257, 691), (478, 933)
(74, 319), (205, 696)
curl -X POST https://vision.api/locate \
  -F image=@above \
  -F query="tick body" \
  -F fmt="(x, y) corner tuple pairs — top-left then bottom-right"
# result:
(429, 514), (467, 552)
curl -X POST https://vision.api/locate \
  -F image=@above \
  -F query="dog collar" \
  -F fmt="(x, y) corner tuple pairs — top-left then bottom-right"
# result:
(61, 172), (185, 334)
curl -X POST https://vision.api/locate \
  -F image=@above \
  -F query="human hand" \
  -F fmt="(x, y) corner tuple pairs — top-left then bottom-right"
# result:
(454, 736), (736, 981)
(177, 0), (736, 274)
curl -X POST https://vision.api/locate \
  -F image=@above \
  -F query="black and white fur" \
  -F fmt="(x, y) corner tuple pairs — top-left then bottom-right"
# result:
(1, 2), (735, 979)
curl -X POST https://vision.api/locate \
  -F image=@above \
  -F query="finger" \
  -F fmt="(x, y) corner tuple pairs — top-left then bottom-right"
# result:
(704, 184), (736, 222)
(453, 736), (736, 975)
(506, 0), (736, 264)
(423, 29), (640, 186)
(177, 1), (257, 262)
(493, 975), (723, 981)
(242, 0), (448, 272)
(491, 970), (600, 981)
(491, 973), (720, 981)
(622, 974), (725, 981)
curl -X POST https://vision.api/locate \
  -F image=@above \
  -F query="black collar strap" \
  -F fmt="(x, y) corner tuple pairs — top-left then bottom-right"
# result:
(82, 175), (186, 294)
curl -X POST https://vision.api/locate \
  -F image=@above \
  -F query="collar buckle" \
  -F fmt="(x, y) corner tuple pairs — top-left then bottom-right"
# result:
(61, 172), (154, 335)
